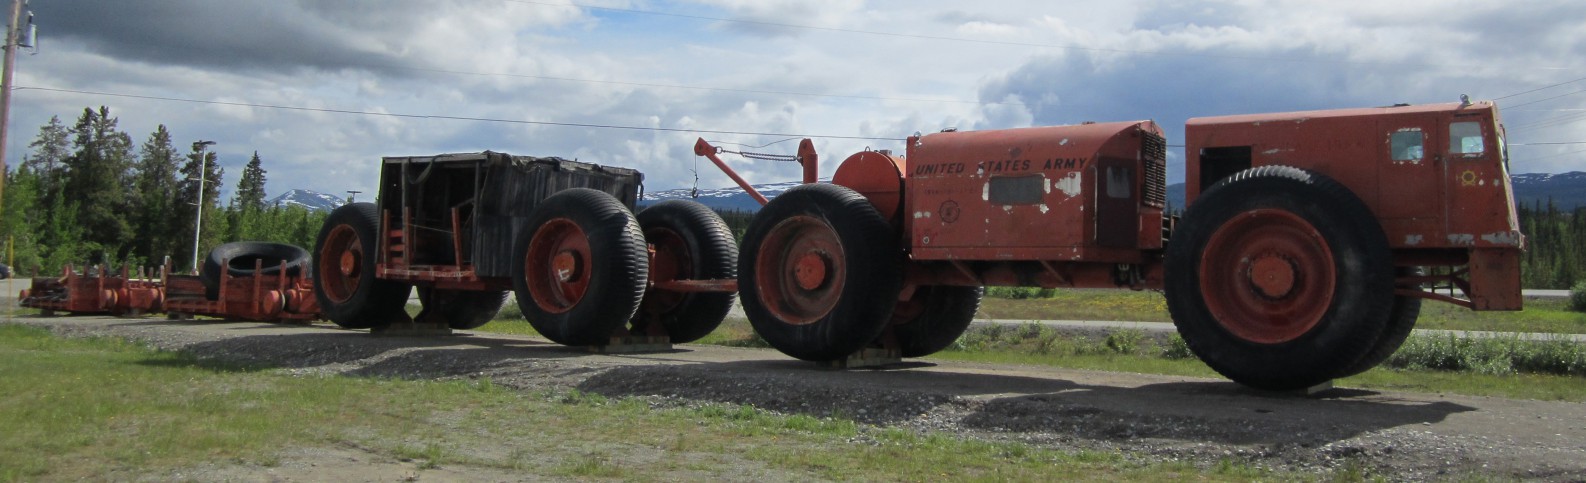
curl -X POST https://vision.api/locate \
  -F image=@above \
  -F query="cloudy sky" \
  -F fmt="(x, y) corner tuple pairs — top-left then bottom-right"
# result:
(6, 0), (1585, 201)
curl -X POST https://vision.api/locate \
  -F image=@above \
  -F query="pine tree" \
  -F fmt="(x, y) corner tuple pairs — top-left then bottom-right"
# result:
(0, 166), (42, 274)
(130, 125), (183, 266)
(21, 116), (71, 226)
(62, 106), (135, 261)
(233, 151), (268, 213)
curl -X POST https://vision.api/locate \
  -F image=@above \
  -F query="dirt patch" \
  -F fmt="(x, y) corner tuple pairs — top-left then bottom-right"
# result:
(11, 315), (1586, 481)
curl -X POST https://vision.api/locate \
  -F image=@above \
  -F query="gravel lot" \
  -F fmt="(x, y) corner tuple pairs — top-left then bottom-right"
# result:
(8, 313), (1586, 481)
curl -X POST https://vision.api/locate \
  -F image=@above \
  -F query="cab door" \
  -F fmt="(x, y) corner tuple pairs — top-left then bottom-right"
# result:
(1377, 117), (1446, 240)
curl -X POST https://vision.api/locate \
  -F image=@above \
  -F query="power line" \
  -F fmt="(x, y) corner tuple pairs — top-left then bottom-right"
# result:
(506, 0), (1565, 70)
(1494, 75), (1586, 101)
(395, 65), (978, 105)
(1502, 88), (1586, 110)
(16, 86), (908, 142)
(1509, 111), (1586, 132)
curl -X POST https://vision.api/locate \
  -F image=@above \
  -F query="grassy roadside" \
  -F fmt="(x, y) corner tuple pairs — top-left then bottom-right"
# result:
(664, 316), (1586, 402)
(0, 323), (1292, 482)
(976, 289), (1586, 334)
(930, 322), (1586, 402)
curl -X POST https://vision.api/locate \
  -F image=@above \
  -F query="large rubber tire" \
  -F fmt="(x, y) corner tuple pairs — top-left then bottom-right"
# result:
(200, 241), (311, 300)
(418, 288), (509, 330)
(313, 202), (413, 329)
(1333, 268), (1424, 378)
(738, 183), (902, 362)
(512, 188), (648, 346)
(633, 200), (738, 343)
(891, 285), (984, 358)
(1164, 166), (1394, 391)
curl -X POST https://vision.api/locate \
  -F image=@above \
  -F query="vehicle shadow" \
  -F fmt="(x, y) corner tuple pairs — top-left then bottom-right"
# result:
(573, 358), (1477, 449)
(106, 320), (608, 379)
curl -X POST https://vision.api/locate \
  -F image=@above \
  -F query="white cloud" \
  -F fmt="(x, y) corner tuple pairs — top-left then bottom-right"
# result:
(5, 0), (1583, 203)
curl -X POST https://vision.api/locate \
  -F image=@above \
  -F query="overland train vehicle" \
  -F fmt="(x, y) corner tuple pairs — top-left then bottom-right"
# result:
(314, 100), (1521, 390)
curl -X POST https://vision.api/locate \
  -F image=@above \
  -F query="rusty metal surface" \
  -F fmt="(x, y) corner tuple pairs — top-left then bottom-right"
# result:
(694, 139), (770, 206)
(1185, 101), (1522, 310)
(903, 121), (1166, 263)
(1185, 101), (1521, 251)
(18, 265), (164, 316)
(830, 150), (906, 222)
(163, 259), (319, 322)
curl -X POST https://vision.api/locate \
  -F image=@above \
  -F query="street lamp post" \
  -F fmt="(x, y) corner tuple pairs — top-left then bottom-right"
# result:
(190, 140), (215, 273)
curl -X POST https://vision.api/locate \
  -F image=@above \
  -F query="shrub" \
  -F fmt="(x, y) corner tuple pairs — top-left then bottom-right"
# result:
(1386, 333), (1586, 377)
(984, 287), (1056, 300)
(1104, 330), (1143, 355)
(1161, 334), (1194, 360)
(1571, 281), (1586, 312)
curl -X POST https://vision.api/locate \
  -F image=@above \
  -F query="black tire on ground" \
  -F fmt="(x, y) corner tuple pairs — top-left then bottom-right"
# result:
(1332, 268), (1424, 378)
(512, 188), (649, 346)
(1164, 165), (1394, 391)
(200, 241), (311, 300)
(313, 202), (413, 329)
(738, 183), (902, 362)
(418, 288), (510, 330)
(633, 199), (739, 344)
(891, 285), (984, 358)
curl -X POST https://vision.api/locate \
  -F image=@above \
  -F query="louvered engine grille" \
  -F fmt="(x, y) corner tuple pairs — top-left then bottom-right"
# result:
(1142, 132), (1167, 208)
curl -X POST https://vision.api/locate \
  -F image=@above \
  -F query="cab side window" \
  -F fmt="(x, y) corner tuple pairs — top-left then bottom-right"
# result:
(1450, 122), (1485, 155)
(1390, 130), (1424, 161)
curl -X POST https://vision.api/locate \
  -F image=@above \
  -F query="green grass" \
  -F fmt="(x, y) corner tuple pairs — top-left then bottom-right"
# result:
(0, 323), (1305, 481)
(1413, 298), (1586, 334)
(940, 323), (1586, 401)
(977, 289), (1586, 334)
(980, 288), (1170, 323)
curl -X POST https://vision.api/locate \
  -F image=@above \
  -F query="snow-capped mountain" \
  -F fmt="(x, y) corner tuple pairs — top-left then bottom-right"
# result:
(641, 171), (1585, 213)
(640, 179), (822, 212)
(1510, 171), (1586, 210)
(267, 189), (346, 212)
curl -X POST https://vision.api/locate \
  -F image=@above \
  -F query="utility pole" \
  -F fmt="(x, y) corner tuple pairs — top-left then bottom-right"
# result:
(346, 190), (361, 204)
(190, 140), (216, 273)
(0, 0), (28, 214)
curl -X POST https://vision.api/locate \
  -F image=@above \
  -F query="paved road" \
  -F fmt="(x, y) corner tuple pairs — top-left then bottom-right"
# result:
(1525, 289), (1572, 299)
(976, 288), (1581, 341)
(979, 318), (1586, 342)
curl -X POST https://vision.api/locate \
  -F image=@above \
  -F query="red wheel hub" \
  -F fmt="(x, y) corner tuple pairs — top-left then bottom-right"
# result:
(640, 228), (692, 315)
(1199, 209), (1335, 344)
(551, 251), (582, 282)
(792, 252), (829, 291)
(1249, 255), (1296, 298)
(339, 249), (361, 277)
(756, 215), (844, 326)
(524, 218), (592, 314)
(318, 224), (364, 304)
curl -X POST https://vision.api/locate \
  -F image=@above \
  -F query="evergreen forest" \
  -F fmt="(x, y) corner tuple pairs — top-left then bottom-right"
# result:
(0, 106), (326, 275)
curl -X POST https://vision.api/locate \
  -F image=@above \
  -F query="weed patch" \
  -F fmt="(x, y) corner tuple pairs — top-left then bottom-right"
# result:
(1386, 334), (1586, 376)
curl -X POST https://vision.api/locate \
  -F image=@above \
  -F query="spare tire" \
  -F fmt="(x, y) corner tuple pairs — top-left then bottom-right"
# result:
(200, 241), (311, 300)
